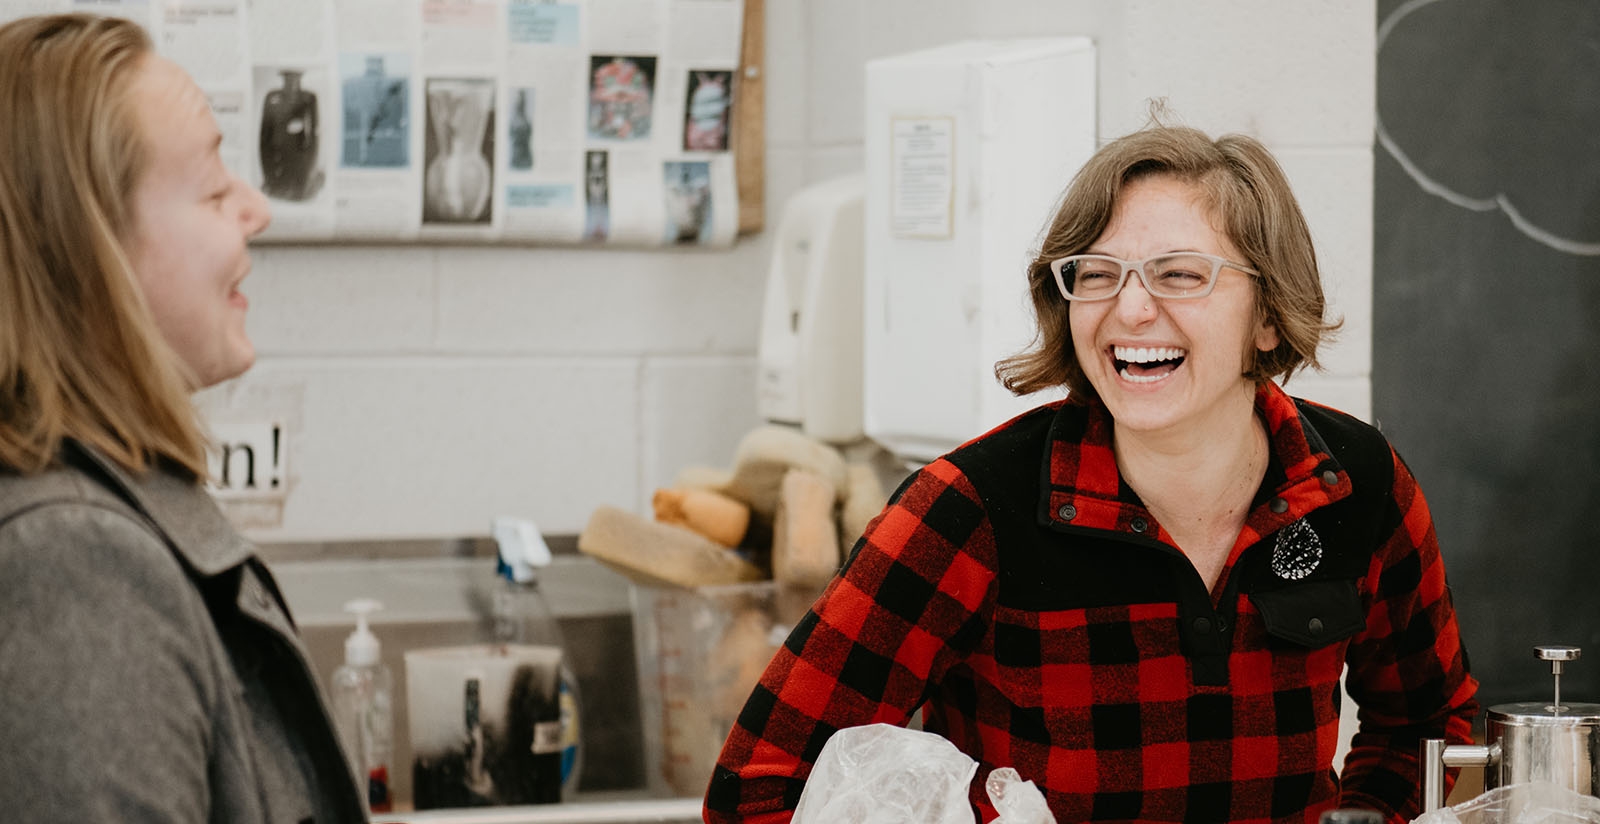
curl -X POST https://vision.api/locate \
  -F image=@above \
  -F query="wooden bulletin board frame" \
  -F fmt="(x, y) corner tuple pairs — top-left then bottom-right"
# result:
(734, 0), (764, 235)
(33, 0), (770, 245)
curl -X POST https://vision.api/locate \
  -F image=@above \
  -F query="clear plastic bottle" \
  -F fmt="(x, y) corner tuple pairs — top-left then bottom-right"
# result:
(331, 598), (394, 813)
(492, 517), (584, 800)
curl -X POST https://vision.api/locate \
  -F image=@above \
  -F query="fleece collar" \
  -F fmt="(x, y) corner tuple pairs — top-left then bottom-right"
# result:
(1036, 382), (1354, 547)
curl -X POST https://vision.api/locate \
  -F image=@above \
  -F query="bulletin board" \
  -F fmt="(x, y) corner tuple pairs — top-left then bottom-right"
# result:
(1373, 0), (1600, 710)
(0, 0), (764, 246)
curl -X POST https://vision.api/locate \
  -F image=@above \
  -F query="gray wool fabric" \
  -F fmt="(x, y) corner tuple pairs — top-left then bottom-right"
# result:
(0, 442), (367, 824)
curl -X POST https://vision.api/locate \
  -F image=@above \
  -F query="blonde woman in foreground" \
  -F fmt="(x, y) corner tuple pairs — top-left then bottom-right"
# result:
(0, 14), (367, 823)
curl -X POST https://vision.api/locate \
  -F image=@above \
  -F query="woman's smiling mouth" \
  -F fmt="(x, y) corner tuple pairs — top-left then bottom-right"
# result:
(1112, 344), (1186, 384)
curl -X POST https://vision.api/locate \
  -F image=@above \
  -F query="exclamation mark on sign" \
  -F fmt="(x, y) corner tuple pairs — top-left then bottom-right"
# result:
(270, 424), (283, 489)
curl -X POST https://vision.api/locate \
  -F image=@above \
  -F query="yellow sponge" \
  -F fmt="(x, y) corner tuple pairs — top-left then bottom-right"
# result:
(714, 426), (849, 518)
(771, 469), (840, 589)
(652, 487), (750, 548)
(579, 505), (763, 589)
(839, 462), (888, 550)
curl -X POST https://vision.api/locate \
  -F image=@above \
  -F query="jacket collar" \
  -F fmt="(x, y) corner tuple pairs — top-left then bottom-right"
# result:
(65, 440), (255, 578)
(1037, 382), (1353, 536)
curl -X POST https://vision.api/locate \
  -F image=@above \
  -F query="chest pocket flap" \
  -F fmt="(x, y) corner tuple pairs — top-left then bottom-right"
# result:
(1249, 578), (1365, 648)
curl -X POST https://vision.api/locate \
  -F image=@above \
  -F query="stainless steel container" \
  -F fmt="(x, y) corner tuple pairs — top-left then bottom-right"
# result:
(1423, 646), (1600, 812)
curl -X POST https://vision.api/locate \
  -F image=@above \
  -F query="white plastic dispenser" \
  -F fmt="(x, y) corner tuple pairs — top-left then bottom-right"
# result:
(756, 174), (867, 443)
(332, 598), (394, 813)
(863, 38), (1096, 462)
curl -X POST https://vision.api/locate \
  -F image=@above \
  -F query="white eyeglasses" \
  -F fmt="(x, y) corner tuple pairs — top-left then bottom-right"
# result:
(1047, 252), (1260, 301)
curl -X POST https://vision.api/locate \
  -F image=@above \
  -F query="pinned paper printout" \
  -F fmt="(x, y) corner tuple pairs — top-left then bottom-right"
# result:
(890, 116), (955, 239)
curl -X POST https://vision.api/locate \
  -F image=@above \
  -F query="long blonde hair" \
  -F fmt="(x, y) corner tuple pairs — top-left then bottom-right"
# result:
(0, 14), (209, 478)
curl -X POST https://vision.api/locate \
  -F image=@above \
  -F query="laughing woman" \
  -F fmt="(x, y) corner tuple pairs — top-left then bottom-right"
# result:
(0, 14), (366, 823)
(706, 125), (1478, 824)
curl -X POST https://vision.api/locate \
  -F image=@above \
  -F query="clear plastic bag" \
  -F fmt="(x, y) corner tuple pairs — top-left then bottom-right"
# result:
(986, 767), (1057, 824)
(792, 724), (1057, 824)
(1412, 782), (1600, 824)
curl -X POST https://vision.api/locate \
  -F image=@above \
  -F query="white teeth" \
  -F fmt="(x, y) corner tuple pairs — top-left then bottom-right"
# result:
(1118, 368), (1171, 384)
(1112, 345), (1186, 364)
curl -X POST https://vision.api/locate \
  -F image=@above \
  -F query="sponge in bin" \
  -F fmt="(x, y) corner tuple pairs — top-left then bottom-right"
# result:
(771, 469), (840, 589)
(674, 425), (849, 519)
(651, 487), (750, 548)
(839, 462), (888, 550)
(578, 505), (763, 589)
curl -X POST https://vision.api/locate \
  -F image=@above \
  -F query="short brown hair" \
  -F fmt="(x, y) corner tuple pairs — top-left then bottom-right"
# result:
(995, 124), (1341, 402)
(0, 14), (209, 477)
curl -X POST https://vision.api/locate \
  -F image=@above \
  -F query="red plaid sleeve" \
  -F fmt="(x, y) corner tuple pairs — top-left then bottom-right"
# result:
(703, 457), (999, 824)
(1337, 448), (1478, 822)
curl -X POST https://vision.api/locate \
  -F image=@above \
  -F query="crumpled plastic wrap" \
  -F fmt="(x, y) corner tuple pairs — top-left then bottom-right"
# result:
(792, 724), (1057, 824)
(986, 767), (1057, 824)
(1413, 782), (1600, 824)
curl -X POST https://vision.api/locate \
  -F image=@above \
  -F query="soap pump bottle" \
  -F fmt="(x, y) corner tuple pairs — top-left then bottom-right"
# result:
(492, 517), (583, 799)
(331, 598), (394, 813)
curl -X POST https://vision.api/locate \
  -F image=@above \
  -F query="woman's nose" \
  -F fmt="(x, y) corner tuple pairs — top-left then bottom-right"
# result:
(1113, 267), (1158, 321)
(239, 177), (272, 237)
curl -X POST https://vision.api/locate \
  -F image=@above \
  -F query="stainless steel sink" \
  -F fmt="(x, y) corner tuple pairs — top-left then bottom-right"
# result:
(371, 797), (702, 824)
(269, 554), (651, 803)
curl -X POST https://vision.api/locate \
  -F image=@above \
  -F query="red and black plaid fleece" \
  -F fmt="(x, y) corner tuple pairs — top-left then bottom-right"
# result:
(705, 383), (1477, 824)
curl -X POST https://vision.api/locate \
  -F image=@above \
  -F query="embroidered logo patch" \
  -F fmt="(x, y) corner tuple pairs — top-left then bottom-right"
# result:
(1271, 518), (1323, 580)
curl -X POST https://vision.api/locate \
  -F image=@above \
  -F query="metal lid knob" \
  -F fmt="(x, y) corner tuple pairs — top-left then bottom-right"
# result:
(1536, 645), (1582, 712)
(1537, 645), (1581, 662)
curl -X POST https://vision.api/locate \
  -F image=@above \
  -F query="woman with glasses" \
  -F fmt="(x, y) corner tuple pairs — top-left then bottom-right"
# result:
(706, 125), (1477, 823)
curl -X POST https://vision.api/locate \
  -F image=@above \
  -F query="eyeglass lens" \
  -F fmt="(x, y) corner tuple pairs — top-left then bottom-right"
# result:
(1061, 254), (1218, 300)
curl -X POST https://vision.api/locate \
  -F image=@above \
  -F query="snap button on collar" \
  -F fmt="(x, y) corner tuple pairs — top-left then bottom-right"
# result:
(1057, 503), (1077, 521)
(1269, 497), (1288, 514)
(1321, 470), (1339, 486)
(1307, 617), (1324, 636)
(1130, 516), (1148, 533)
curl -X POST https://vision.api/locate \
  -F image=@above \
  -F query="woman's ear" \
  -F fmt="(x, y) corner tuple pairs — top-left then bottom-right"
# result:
(1254, 318), (1280, 353)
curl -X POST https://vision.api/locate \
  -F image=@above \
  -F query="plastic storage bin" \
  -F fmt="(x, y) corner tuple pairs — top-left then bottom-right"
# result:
(632, 581), (811, 798)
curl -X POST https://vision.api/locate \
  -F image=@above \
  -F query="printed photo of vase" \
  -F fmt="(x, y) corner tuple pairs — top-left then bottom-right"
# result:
(423, 78), (495, 225)
(663, 161), (711, 245)
(509, 88), (533, 170)
(258, 68), (325, 201)
(683, 70), (731, 152)
(340, 53), (410, 169)
(584, 150), (609, 241)
(587, 55), (656, 141)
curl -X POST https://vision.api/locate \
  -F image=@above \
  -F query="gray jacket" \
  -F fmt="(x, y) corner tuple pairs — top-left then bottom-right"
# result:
(0, 442), (367, 824)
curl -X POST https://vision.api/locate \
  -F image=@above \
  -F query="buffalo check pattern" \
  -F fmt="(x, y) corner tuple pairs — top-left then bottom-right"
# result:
(705, 383), (1477, 824)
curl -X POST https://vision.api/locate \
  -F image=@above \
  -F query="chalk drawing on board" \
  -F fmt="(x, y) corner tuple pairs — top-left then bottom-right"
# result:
(1377, 0), (1600, 256)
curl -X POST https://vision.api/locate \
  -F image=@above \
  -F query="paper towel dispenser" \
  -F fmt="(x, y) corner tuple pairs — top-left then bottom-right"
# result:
(863, 38), (1096, 463)
(756, 175), (866, 443)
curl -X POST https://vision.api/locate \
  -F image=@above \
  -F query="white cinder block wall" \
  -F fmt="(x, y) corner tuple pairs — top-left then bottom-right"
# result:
(200, 0), (1375, 543)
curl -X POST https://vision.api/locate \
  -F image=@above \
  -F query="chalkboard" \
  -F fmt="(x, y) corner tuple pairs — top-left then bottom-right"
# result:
(1374, 0), (1600, 712)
